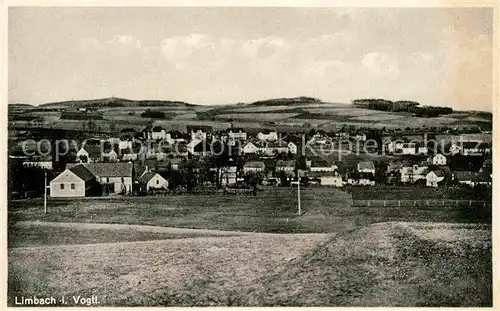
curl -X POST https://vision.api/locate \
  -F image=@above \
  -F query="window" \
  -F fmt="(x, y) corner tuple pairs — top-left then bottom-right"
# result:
(156, 179), (159, 185)
(60, 184), (64, 190)
(71, 183), (75, 190)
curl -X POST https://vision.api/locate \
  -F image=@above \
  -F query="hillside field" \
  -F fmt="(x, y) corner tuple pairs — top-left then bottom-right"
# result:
(8, 222), (491, 306)
(8, 97), (492, 132)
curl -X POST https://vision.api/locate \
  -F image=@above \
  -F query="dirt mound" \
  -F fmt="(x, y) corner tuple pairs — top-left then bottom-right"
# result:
(246, 222), (491, 307)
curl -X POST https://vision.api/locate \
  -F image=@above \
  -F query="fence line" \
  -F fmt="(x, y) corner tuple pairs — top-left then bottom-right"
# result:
(352, 199), (491, 208)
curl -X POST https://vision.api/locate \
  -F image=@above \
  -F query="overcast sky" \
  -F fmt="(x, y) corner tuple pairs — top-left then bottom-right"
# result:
(9, 7), (493, 111)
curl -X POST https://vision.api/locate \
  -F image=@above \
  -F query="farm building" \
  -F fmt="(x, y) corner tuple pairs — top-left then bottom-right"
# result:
(357, 161), (375, 175)
(138, 171), (168, 191)
(50, 164), (100, 198)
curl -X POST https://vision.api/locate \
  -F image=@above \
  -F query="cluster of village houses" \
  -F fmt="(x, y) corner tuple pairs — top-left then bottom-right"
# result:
(13, 125), (492, 198)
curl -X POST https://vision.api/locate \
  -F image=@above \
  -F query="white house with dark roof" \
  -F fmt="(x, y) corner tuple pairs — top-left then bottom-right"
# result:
(426, 170), (445, 187)
(50, 164), (100, 197)
(242, 141), (259, 154)
(68, 162), (134, 194)
(432, 153), (447, 166)
(138, 171), (168, 191)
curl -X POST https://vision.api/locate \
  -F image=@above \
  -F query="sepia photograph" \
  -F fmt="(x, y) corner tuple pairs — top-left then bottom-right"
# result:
(4, 2), (496, 308)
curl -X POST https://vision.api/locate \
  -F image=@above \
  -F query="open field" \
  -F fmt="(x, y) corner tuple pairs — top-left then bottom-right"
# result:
(351, 114), (407, 121)
(8, 222), (491, 306)
(215, 113), (299, 121)
(9, 96), (492, 133)
(8, 221), (248, 248)
(305, 107), (382, 116)
(276, 118), (332, 126)
(8, 188), (491, 240)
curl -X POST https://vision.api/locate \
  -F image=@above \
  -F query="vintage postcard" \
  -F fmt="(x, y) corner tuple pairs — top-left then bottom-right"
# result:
(2, 1), (497, 308)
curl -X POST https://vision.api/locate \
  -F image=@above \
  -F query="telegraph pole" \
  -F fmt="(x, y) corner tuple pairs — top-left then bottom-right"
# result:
(297, 171), (302, 216)
(44, 171), (47, 214)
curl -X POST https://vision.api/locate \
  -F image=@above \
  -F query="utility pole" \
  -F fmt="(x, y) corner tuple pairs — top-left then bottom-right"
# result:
(297, 171), (301, 216)
(44, 171), (47, 214)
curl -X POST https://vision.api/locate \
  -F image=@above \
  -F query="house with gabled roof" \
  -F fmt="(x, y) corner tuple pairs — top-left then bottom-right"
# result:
(432, 153), (447, 166)
(76, 141), (103, 163)
(50, 164), (100, 197)
(67, 162), (134, 194)
(426, 170), (445, 187)
(242, 141), (259, 154)
(138, 170), (168, 191)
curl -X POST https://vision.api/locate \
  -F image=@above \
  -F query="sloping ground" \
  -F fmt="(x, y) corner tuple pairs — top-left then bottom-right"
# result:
(8, 234), (327, 307)
(8, 222), (491, 307)
(246, 222), (491, 307)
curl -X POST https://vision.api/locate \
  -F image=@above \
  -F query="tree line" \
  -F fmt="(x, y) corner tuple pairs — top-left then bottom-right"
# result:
(352, 99), (453, 117)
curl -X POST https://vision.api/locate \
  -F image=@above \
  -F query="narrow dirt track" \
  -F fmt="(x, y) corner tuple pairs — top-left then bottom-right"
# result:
(10, 221), (327, 250)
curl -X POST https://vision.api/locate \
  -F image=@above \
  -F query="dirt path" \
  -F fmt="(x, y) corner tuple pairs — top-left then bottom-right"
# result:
(11, 221), (326, 250)
(13, 220), (261, 235)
